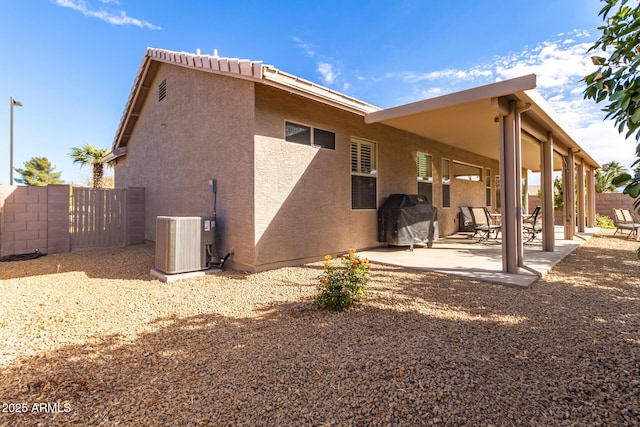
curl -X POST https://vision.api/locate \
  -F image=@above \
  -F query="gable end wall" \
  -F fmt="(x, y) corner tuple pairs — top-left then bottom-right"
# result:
(114, 63), (256, 267)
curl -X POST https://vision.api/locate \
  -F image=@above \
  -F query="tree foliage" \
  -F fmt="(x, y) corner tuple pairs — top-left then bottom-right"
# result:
(584, 0), (640, 143)
(69, 143), (113, 189)
(584, 0), (640, 214)
(536, 177), (565, 211)
(14, 157), (64, 186)
(595, 160), (627, 192)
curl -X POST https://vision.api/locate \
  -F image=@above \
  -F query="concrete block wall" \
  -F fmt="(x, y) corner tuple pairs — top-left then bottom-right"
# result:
(593, 193), (638, 218)
(0, 184), (70, 256)
(1, 184), (144, 257)
(528, 192), (638, 225)
(47, 185), (71, 254)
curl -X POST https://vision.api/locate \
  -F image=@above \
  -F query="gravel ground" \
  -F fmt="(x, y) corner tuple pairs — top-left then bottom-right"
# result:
(0, 229), (638, 426)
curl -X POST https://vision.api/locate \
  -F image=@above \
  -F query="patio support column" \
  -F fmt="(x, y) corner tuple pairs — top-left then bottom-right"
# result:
(540, 132), (555, 252)
(586, 167), (596, 228)
(577, 158), (586, 233)
(499, 100), (524, 273)
(563, 148), (576, 239)
(522, 169), (529, 213)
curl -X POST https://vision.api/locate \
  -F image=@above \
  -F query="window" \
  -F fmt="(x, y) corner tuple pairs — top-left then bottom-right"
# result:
(417, 152), (433, 203)
(452, 161), (482, 181)
(285, 121), (335, 150)
(285, 122), (311, 145)
(442, 158), (450, 208)
(351, 138), (377, 209)
(495, 175), (501, 209)
(158, 79), (167, 101)
(313, 128), (336, 150)
(485, 168), (492, 207)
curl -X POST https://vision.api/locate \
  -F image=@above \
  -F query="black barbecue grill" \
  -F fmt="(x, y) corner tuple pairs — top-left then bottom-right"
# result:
(377, 194), (438, 250)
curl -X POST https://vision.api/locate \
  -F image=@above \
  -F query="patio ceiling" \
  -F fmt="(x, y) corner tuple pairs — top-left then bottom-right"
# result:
(365, 74), (600, 172)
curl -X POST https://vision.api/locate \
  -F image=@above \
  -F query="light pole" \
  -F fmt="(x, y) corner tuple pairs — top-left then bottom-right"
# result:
(9, 96), (22, 184)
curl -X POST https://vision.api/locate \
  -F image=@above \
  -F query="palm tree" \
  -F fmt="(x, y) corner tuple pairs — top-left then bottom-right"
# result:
(595, 161), (627, 193)
(14, 157), (64, 186)
(69, 144), (113, 188)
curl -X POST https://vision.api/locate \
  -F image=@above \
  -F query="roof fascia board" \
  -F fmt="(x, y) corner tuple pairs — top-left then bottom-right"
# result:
(149, 47), (379, 115)
(365, 74), (537, 124)
(101, 147), (127, 163)
(261, 67), (379, 116)
(518, 89), (600, 168)
(112, 55), (154, 150)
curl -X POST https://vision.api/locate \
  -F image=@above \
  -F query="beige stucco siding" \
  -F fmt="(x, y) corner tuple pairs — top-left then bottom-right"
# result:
(114, 64), (256, 267)
(115, 66), (500, 272)
(253, 85), (498, 269)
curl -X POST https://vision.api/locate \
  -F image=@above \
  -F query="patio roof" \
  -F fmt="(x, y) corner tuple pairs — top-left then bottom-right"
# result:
(365, 74), (600, 171)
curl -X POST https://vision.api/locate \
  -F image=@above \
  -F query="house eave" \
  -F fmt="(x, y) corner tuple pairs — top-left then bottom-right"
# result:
(111, 47), (381, 151)
(101, 147), (127, 163)
(364, 74), (600, 171)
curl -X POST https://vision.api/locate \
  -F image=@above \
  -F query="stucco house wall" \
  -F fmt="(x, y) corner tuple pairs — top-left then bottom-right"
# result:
(114, 58), (500, 271)
(114, 63), (256, 267)
(253, 84), (498, 269)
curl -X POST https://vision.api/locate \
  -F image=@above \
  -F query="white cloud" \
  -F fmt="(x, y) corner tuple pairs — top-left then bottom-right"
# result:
(381, 30), (636, 168)
(293, 37), (344, 87)
(292, 36), (315, 57)
(51, 0), (161, 30)
(387, 68), (493, 83)
(574, 121), (637, 169)
(318, 62), (338, 85)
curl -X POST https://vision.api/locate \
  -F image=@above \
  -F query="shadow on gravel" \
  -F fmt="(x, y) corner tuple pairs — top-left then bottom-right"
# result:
(1, 280), (638, 426)
(1, 234), (638, 425)
(0, 243), (155, 281)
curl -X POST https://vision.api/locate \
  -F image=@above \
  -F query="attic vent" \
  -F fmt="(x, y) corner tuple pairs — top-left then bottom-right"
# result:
(158, 79), (167, 101)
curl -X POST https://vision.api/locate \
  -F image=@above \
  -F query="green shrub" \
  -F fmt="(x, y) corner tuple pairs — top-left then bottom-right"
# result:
(596, 213), (615, 229)
(315, 249), (369, 311)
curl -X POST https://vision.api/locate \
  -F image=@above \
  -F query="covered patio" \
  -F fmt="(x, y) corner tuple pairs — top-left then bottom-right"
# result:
(366, 74), (600, 277)
(360, 226), (598, 287)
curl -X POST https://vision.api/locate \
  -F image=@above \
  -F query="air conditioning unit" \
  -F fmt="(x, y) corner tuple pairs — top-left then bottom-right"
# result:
(155, 216), (215, 274)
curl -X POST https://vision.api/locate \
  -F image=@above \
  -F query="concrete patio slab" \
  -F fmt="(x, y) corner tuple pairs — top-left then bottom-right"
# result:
(359, 226), (599, 287)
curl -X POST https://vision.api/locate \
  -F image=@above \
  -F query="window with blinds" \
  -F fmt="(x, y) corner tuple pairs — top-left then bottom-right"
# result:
(442, 158), (451, 208)
(417, 152), (433, 181)
(417, 152), (433, 202)
(351, 140), (376, 174)
(351, 138), (377, 209)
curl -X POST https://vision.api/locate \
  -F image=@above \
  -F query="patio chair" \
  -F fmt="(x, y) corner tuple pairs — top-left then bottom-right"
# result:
(458, 206), (475, 234)
(470, 206), (500, 242)
(612, 208), (640, 239)
(523, 206), (542, 243)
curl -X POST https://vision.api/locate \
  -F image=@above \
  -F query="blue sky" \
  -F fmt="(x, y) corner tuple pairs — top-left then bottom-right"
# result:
(0, 0), (631, 185)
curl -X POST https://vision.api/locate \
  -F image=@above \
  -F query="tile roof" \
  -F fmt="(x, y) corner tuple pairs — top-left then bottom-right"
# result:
(110, 47), (380, 152)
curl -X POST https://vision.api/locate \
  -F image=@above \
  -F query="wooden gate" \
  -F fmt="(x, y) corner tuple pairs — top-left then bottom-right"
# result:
(71, 187), (126, 250)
